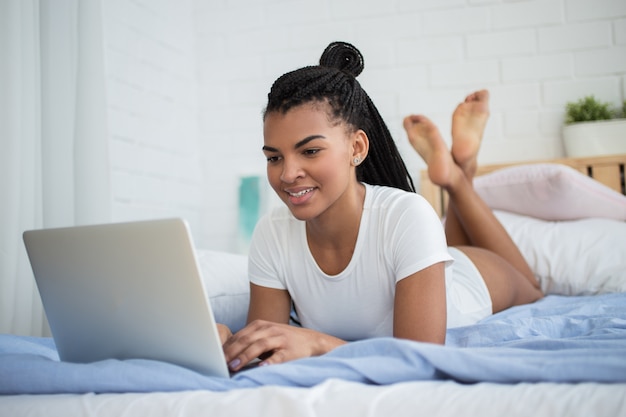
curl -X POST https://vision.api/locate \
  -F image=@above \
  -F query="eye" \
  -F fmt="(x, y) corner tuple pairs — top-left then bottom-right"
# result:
(303, 148), (321, 156)
(266, 155), (281, 163)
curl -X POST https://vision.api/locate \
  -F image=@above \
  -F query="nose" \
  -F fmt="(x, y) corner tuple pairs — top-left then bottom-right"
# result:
(279, 157), (304, 183)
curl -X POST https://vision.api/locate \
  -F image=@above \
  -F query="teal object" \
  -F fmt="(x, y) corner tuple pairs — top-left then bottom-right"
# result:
(238, 176), (261, 242)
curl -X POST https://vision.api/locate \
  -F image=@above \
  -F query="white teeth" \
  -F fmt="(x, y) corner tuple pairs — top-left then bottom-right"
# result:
(289, 188), (313, 197)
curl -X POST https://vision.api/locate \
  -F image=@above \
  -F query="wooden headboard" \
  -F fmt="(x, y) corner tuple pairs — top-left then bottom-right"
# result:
(420, 154), (626, 217)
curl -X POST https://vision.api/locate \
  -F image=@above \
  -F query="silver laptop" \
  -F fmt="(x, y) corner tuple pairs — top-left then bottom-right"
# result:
(23, 218), (230, 378)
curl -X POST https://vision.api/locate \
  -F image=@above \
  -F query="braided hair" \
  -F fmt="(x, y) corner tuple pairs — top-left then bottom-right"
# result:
(263, 41), (416, 193)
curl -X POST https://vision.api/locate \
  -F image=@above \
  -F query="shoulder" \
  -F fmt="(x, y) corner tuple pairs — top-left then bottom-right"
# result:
(364, 183), (434, 215)
(251, 205), (302, 246)
(255, 205), (297, 230)
(363, 183), (444, 242)
(249, 206), (296, 274)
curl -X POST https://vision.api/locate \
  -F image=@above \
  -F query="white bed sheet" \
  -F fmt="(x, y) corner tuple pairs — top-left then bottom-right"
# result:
(2, 379), (625, 417)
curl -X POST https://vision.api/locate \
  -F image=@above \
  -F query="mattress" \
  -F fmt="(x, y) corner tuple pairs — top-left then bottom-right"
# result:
(2, 292), (626, 416)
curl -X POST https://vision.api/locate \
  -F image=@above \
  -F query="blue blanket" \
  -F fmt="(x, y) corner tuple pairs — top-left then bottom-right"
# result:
(2, 293), (625, 394)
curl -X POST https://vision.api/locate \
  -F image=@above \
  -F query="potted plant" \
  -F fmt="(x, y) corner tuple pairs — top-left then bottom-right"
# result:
(562, 95), (626, 157)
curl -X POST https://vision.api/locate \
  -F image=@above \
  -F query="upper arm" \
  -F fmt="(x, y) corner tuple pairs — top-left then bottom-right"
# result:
(393, 262), (447, 344)
(247, 283), (292, 325)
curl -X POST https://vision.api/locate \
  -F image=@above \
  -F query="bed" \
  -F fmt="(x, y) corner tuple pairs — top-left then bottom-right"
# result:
(2, 154), (626, 417)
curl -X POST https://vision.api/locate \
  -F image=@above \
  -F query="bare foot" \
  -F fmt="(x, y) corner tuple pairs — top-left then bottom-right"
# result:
(451, 90), (490, 178)
(403, 114), (457, 188)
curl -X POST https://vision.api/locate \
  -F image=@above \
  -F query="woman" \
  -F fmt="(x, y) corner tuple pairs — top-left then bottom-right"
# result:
(220, 42), (542, 372)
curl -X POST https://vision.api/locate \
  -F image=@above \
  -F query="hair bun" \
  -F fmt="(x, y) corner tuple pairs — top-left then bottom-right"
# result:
(319, 41), (364, 77)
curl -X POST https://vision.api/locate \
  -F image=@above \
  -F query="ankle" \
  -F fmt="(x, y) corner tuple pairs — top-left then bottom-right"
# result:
(459, 158), (477, 180)
(441, 165), (471, 195)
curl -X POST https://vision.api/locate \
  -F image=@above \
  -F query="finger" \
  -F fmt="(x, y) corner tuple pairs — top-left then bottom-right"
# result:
(227, 333), (284, 371)
(258, 349), (287, 367)
(222, 323), (269, 361)
(216, 324), (232, 345)
(229, 343), (276, 372)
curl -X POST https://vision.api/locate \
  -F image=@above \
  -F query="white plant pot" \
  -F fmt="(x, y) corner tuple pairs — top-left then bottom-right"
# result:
(562, 119), (626, 157)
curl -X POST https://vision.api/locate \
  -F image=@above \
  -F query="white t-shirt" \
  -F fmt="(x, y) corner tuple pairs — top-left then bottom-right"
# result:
(248, 183), (455, 341)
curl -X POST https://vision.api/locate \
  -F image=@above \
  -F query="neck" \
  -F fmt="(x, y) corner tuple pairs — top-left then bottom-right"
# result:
(306, 182), (366, 250)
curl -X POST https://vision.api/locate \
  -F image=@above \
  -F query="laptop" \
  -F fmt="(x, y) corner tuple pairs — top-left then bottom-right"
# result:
(23, 218), (230, 378)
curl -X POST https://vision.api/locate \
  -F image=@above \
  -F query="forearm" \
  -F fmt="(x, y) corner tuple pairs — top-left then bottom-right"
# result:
(308, 327), (347, 356)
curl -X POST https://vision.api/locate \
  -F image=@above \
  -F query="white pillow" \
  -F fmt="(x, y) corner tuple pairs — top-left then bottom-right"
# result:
(474, 163), (626, 221)
(494, 210), (626, 296)
(196, 249), (250, 332)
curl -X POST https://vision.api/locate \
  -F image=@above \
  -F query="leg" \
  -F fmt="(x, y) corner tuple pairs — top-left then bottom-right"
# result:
(404, 114), (471, 247)
(456, 246), (542, 312)
(443, 174), (543, 309)
(403, 104), (542, 311)
(404, 112), (526, 267)
(445, 90), (490, 247)
(445, 90), (539, 292)
(405, 91), (490, 247)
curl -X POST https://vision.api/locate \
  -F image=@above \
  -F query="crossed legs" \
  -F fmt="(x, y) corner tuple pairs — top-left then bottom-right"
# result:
(403, 90), (542, 313)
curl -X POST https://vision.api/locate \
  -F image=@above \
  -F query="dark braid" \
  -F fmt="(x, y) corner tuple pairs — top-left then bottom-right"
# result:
(263, 41), (416, 193)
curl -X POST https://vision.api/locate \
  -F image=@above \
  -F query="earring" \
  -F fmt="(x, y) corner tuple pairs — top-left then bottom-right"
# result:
(353, 157), (361, 165)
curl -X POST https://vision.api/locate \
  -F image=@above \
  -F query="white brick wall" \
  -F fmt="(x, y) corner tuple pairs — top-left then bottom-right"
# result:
(102, 0), (210, 246)
(193, 0), (626, 252)
(492, 0), (562, 29)
(99, 0), (626, 253)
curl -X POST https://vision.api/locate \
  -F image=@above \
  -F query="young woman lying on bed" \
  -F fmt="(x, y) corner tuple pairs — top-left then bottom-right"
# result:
(218, 41), (543, 372)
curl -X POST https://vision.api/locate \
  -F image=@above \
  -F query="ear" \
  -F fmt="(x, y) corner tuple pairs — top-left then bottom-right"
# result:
(351, 129), (369, 165)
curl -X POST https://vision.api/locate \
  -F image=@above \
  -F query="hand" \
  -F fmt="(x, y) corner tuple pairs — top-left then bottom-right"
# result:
(222, 320), (345, 372)
(216, 323), (233, 345)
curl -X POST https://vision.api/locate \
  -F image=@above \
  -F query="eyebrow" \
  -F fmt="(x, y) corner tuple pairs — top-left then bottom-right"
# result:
(262, 135), (326, 152)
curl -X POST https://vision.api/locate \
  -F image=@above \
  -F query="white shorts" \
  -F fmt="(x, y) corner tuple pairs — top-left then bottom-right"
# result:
(445, 247), (493, 328)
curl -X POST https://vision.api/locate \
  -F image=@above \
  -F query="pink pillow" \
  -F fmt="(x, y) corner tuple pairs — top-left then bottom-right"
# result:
(474, 163), (626, 221)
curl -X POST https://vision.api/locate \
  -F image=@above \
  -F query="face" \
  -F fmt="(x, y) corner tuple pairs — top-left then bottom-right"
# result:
(263, 103), (367, 221)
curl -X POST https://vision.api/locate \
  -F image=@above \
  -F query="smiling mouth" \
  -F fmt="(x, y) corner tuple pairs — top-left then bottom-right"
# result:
(287, 188), (314, 198)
